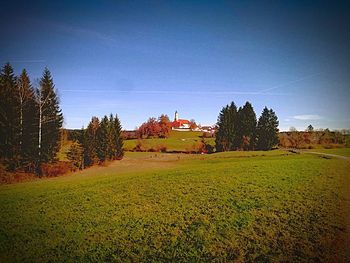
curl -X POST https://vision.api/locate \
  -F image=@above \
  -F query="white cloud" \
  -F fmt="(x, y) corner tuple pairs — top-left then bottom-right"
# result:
(293, 114), (322, 120)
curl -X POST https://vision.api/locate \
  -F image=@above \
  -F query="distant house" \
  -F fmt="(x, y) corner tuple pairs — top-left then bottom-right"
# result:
(171, 111), (191, 131)
(200, 125), (216, 134)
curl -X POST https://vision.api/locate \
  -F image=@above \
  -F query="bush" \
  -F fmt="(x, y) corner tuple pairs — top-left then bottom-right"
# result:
(40, 162), (71, 177)
(133, 140), (147, 152)
(155, 145), (167, 153)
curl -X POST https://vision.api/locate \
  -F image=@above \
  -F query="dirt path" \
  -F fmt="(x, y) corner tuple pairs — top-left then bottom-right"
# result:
(302, 151), (350, 161)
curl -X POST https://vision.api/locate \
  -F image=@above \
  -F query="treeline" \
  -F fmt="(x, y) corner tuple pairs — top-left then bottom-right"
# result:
(279, 127), (348, 149)
(216, 101), (279, 151)
(68, 114), (124, 170)
(0, 63), (63, 173)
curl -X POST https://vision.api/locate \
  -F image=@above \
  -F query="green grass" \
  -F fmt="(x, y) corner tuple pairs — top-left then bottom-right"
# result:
(124, 130), (215, 151)
(0, 151), (349, 262)
(306, 147), (350, 157)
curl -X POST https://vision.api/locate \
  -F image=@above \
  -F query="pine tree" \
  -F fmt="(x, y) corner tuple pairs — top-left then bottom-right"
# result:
(17, 69), (37, 169)
(215, 102), (238, 151)
(83, 117), (99, 166)
(256, 107), (279, 150)
(113, 114), (124, 159)
(36, 68), (63, 163)
(67, 142), (84, 170)
(0, 63), (20, 169)
(236, 102), (257, 150)
(96, 115), (109, 162)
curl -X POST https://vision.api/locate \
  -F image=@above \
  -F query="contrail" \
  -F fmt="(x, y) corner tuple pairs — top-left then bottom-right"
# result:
(257, 72), (321, 93)
(10, 59), (46, 63)
(61, 89), (288, 96)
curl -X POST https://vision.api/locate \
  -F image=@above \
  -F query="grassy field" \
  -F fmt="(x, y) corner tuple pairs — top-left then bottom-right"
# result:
(123, 130), (215, 152)
(0, 151), (349, 262)
(306, 147), (350, 157)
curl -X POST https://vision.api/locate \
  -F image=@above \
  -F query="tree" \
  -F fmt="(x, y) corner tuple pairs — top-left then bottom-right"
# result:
(112, 114), (124, 159)
(67, 142), (84, 170)
(83, 117), (99, 166)
(256, 107), (279, 150)
(0, 63), (19, 168)
(158, 114), (172, 138)
(306, 124), (314, 132)
(236, 102), (257, 150)
(189, 119), (197, 130)
(36, 68), (63, 163)
(96, 115), (109, 162)
(215, 102), (238, 151)
(16, 69), (37, 168)
(138, 117), (161, 138)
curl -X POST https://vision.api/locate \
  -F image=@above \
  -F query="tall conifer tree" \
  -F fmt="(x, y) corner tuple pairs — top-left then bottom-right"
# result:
(113, 114), (124, 159)
(0, 63), (20, 168)
(36, 68), (63, 163)
(256, 107), (279, 150)
(215, 102), (238, 151)
(17, 69), (37, 167)
(236, 102), (257, 150)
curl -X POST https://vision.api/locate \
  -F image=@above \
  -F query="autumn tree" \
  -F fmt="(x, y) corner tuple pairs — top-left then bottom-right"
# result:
(138, 117), (161, 138)
(189, 119), (197, 130)
(158, 114), (172, 138)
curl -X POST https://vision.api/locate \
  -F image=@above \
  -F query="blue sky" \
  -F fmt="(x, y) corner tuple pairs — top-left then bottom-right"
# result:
(1, 0), (349, 130)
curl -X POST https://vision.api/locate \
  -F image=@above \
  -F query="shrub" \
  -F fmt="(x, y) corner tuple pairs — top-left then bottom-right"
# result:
(133, 140), (147, 152)
(155, 145), (167, 153)
(40, 162), (71, 177)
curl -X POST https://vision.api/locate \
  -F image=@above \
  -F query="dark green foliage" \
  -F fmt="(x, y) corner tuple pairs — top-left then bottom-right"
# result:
(97, 116), (109, 162)
(0, 63), (63, 173)
(215, 102), (238, 151)
(306, 124), (314, 132)
(237, 102), (257, 150)
(256, 107), (279, 150)
(67, 143), (84, 170)
(37, 68), (63, 163)
(81, 114), (124, 167)
(113, 114), (124, 159)
(83, 117), (100, 166)
(0, 63), (19, 168)
(17, 69), (38, 170)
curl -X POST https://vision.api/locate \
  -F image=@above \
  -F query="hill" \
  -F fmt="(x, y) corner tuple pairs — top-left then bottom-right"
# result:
(0, 150), (349, 261)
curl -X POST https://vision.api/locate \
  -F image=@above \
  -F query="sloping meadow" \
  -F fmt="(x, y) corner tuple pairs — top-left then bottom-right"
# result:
(0, 151), (349, 262)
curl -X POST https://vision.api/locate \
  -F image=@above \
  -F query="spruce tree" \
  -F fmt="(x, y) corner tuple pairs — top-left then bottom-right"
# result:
(83, 117), (99, 166)
(17, 69), (37, 169)
(0, 63), (20, 169)
(237, 102), (257, 150)
(256, 107), (279, 150)
(36, 68), (63, 163)
(67, 142), (84, 170)
(113, 114), (124, 159)
(97, 115), (109, 162)
(215, 102), (238, 151)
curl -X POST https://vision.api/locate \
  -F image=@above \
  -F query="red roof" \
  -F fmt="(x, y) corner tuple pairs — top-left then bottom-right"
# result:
(172, 119), (190, 127)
